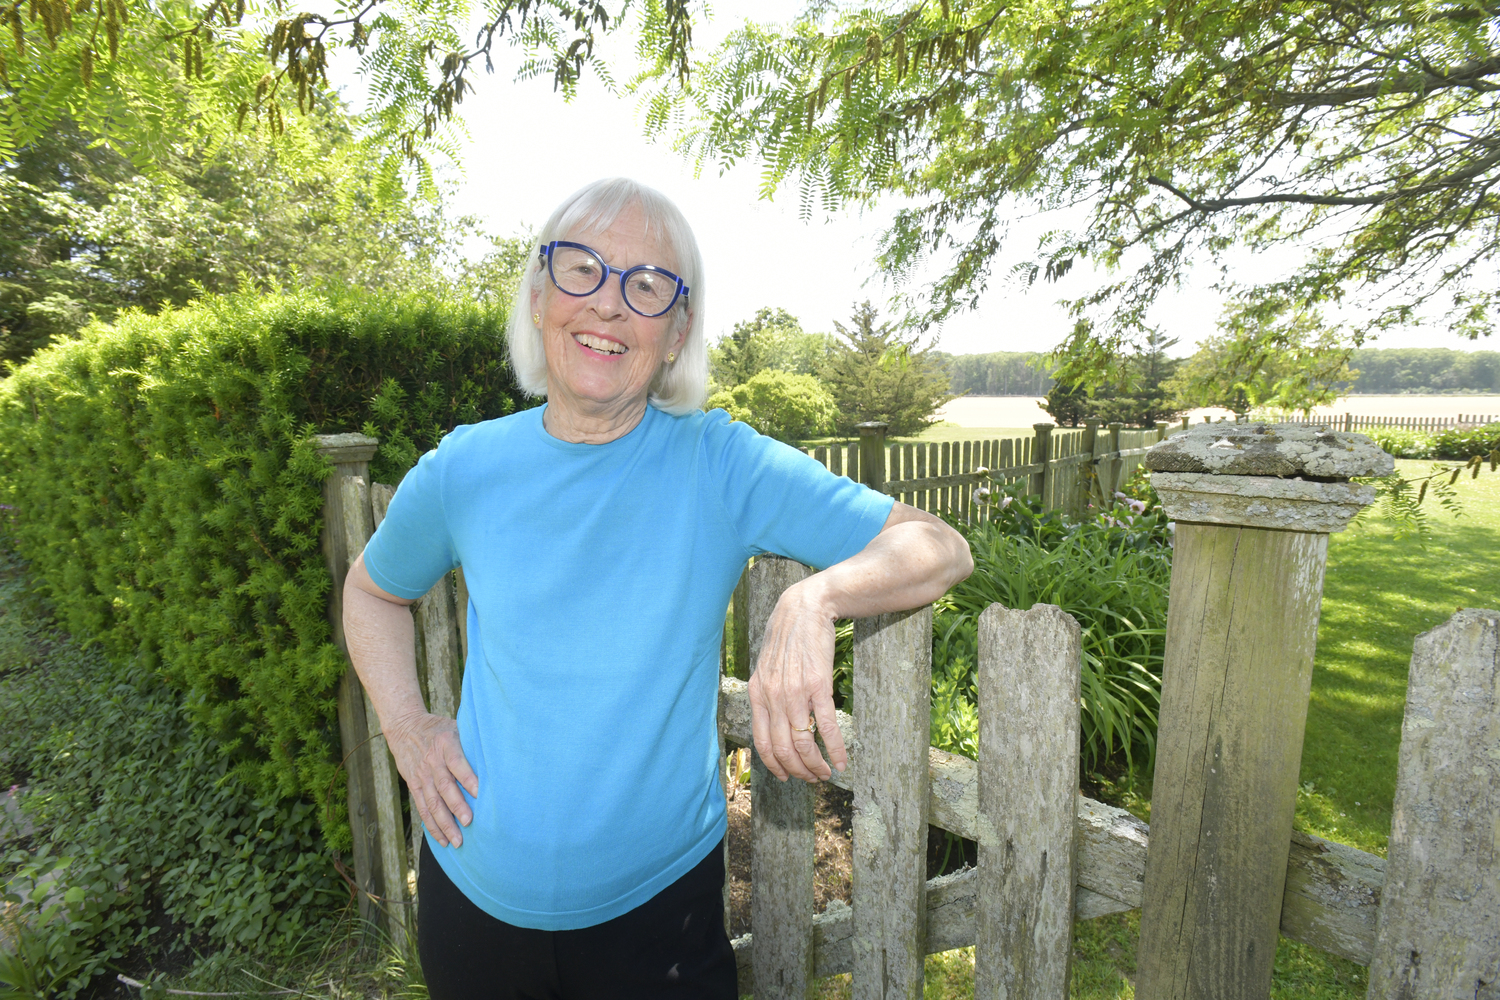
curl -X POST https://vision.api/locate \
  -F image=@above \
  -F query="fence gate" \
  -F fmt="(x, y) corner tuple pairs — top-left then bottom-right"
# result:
(312, 426), (1499, 998)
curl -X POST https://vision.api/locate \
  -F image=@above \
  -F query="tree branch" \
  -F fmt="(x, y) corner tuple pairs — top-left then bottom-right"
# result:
(1146, 145), (1500, 210)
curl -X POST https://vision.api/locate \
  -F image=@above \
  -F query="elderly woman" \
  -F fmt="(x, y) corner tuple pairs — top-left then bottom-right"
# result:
(343, 178), (972, 998)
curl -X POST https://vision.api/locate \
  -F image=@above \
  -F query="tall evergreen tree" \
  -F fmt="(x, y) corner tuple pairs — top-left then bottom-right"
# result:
(820, 301), (952, 436)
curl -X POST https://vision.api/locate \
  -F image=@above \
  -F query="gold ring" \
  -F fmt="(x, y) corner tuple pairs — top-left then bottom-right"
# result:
(791, 717), (816, 734)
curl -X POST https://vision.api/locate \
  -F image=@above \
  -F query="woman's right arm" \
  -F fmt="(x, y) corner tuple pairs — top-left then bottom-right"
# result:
(344, 553), (478, 847)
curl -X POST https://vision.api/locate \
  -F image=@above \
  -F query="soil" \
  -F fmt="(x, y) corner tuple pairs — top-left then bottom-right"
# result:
(723, 775), (978, 939)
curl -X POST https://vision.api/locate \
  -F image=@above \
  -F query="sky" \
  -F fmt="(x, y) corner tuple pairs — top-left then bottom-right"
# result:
(396, 3), (1492, 360)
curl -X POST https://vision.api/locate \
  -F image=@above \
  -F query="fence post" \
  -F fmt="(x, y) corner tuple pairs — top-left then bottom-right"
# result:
(857, 422), (889, 494)
(1366, 609), (1500, 998)
(1105, 422), (1123, 499)
(851, 604), (933, 999)
(339, 475), (412, 948)
(1081, 420), (1100, 509)
(1181, 417), (1190, 432)
(313, 433), (387, 929)
(976, 604), (1081, 1000)
(1155, 420), (1170, 441)
(748, 556), (817, 999)
(1030, 423), (1053, 505)
(1134, 424), (1391, 1000)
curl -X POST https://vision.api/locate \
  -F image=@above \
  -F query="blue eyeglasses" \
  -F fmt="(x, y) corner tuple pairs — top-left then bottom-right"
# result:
(539, 241), (690, 318)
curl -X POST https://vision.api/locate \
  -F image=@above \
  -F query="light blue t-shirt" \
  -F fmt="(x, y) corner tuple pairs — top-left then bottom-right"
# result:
(362, 403), (894, 930)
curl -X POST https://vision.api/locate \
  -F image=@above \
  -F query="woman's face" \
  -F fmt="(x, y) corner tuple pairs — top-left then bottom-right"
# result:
(532, 202), (690, 422)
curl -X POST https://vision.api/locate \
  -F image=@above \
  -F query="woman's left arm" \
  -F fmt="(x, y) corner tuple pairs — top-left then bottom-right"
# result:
(748, 502), (974, 783)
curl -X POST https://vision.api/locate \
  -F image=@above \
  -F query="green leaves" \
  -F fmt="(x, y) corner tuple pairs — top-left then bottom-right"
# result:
(820, 300), (951, 436)
(707, 369), (837, 441)
(933, 487), (1172, 770)
(642, 0), (1498, 389)
(0, 550), (345, 994)
(0, 286), (523, 849)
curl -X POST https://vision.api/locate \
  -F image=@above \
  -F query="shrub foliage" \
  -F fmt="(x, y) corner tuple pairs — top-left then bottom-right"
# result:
(0, 288), (524, 847)
(706, 370), (837, 442)
(0, 548), (344, 996)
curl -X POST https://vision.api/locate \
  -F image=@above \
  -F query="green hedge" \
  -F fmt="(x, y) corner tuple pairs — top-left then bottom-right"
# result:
(0, 288), (524, 848)
(1363, 422), (1500, 461)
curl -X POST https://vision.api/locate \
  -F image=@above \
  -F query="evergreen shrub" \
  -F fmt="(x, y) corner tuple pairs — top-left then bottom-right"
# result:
(0, 287), (523, 847)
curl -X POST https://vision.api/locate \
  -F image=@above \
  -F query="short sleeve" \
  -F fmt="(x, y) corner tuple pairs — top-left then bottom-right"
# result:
(705, 412), (895, 570)
(362, 439), (460, 600)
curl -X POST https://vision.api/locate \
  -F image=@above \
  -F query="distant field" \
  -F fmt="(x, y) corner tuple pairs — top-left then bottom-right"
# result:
(931, 394), (1500, 430)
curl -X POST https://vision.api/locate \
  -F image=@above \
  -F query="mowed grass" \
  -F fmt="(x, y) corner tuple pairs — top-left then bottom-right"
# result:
(1298, 459), (1500, 856)
(806, 459), (1500, 999)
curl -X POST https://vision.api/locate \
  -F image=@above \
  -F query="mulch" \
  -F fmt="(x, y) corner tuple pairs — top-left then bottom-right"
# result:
(723, 769), (977, 939)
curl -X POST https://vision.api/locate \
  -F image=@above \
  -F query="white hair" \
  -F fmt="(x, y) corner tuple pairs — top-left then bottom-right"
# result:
(505, 178), (708, 415)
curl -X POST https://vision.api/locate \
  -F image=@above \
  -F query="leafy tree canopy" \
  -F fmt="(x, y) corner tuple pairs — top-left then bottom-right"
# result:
(0, 0), (698, 169)
(709, 305), (832, 388)
(0, 112), (518, 367)
(636, 0), (1499, 403)
(821, 299), (952, 435)
(1165, 298), (1355, 414)
(12, 0), (1495, 413)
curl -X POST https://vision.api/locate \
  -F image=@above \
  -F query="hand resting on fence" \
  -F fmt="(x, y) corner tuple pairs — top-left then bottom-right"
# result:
(750, 501), (972, 783)
(344, 552), (480, 848)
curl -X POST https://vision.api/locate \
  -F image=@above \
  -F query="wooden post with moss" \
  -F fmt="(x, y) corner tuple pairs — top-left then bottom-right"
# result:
(1134, 423), (1391, 1000)
(314, 433), (408, 937)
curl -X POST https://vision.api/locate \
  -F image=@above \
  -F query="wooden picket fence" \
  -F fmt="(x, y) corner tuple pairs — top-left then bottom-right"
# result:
(805, 420), (1171, 521)
(313, 432), (1499, 998)
(1268, 412), (1497, 432)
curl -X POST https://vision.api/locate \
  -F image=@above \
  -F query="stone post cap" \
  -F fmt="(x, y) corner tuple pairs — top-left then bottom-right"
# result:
(313, 432), (380, 465)
(855, 421), (889, 437)
(1144, 422), (1394, 479)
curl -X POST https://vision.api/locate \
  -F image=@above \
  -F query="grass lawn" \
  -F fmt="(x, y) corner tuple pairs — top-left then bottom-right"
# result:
(808, 459), (1500, 999)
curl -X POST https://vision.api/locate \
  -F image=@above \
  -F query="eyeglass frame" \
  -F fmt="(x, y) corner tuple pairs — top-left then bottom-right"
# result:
(537, 241), (691, 319)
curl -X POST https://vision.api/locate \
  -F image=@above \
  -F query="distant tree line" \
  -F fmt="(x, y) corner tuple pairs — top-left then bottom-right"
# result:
(1336, 350), (1500, 394)
(936, 347), (1500, 398)
(938, 351), (1055, 396)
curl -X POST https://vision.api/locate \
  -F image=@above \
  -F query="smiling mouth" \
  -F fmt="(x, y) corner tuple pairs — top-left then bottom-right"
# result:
(574, 333), (627, 356)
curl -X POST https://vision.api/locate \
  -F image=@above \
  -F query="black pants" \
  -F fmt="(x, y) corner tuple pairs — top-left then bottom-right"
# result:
(418, 839), (738, 1000)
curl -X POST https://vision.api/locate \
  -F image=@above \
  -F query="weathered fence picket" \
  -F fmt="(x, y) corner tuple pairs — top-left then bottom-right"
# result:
(747, 556), (818, 999)
(851, 606), (933, 999)
(312, 434), (388, 931)
(338, 475), (412, 949)
(1366, 609), (1499, 999)
(976, 604), (1080, 1000)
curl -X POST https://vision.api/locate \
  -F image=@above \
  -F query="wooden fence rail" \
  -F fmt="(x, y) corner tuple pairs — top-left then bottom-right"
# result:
(315, 429), (1498, 998)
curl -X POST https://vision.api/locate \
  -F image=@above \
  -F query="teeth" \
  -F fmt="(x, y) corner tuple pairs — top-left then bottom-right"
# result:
(575, 333), (626, 355)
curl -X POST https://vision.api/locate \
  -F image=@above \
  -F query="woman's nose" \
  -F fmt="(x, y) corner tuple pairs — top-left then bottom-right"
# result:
(589, 275), (628, 318)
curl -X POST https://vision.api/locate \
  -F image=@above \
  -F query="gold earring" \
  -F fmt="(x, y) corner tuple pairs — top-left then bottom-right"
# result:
(666, 352), (677, 363)
(532, 313), (541, 325)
